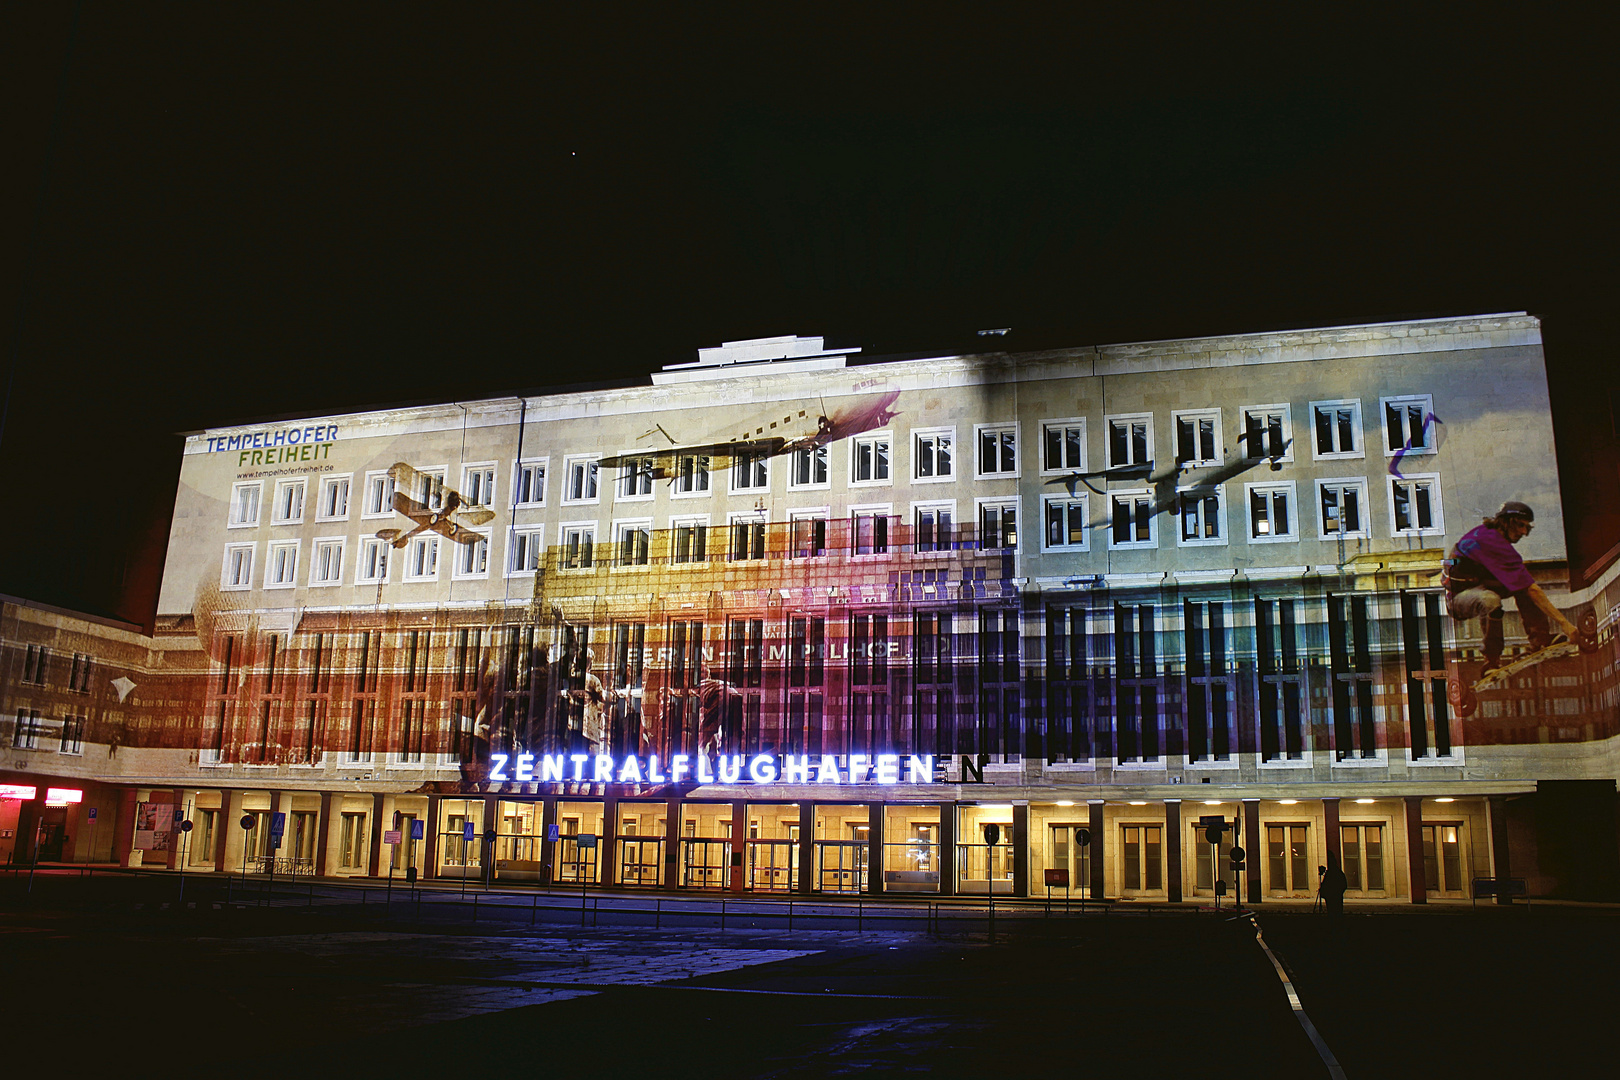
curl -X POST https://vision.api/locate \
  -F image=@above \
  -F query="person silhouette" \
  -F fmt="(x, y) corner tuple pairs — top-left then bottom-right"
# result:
(1319, 852), (1348, 917)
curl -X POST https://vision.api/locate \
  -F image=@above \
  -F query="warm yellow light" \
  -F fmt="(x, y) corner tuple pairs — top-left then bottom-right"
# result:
(1355, 798), (1374, 804)
(1203, 800), (1222, 806)
(1434, 797), (1455, 803)
(1129, 800), (1148, 806)
(978, 803), (1014, 810)
(1278, 798), (1298, 805)
(1055, 800), (1075, 807)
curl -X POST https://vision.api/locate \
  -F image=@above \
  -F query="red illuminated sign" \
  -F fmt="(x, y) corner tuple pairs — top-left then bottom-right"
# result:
(0, 785), (38, 800)
(45, 788), (83, 806)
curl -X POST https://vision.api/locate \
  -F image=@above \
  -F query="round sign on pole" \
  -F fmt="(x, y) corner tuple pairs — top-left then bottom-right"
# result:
(1074, 827), (1091, 847)
(1205, 826), (1224, 845)
(240, 814), (255, 830)
(180, 820), (194, 833)
(983, 823), (1002, 847)
(1229, 845), (1246, 863)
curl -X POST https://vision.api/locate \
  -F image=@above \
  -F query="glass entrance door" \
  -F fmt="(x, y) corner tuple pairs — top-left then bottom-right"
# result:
(1422, 824), (1464, 895)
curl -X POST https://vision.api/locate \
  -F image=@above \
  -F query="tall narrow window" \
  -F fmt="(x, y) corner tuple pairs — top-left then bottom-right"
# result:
(673, 518), (708, 563)
(462, 465), (496, 507)
(1045, 606), (1091, 762)
(979, 501), (1017, 550)
(1390, 476), (1443, 534)
(1114, 604), (1158, 763)
(513, 460), (547, 506)
(853, 513), (889, 555)
(1185, 600), (1230, 763)
(1328, 593), (1377, 760)
(914, 505), (953, 552)
(1402, 591), (1451, 759)
(1248, 484), (1296, 541)
(1256, 597), (1305, 761)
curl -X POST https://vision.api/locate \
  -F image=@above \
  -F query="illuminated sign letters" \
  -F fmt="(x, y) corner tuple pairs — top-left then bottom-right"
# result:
(487, 751), (936, 786)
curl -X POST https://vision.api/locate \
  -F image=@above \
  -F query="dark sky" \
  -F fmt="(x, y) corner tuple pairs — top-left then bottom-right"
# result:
(3, 7), (1616, 624)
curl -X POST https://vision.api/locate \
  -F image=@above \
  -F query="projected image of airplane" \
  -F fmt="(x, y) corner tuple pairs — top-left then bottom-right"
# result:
(374, 461), (496, 548)
(599, 388), (902, 480)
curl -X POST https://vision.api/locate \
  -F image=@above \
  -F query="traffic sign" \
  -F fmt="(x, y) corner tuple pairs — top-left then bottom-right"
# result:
(1074, 827), (1091, 846)
(576, 834), (598, 849)
(1229, 845), (1245, 863)
(1045, 868), (1069, 887)
(87, 807), (97, 821)
(180, 820), (194, 833)
(269, 812), (286, 837)
(240, 814), (255, 830)
(410, 820), (424, 840)
(546, 823), (560, 842)
(983, 823), (1002, 846)
(463, 821), (476, 842)
(383, 829), (402, 845)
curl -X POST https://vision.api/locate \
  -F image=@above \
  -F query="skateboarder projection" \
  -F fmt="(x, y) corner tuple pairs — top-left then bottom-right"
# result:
(1443, 500), (1580, 677)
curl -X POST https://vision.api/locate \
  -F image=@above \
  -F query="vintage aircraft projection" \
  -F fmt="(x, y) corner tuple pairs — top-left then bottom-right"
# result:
(599, 388), (902, 483)
(374, 461), (496, 548)
(1047, 427), (1293, 539)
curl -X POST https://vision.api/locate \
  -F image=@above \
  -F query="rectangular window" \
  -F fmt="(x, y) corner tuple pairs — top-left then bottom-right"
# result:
(561, 525), (595, 569)
(1121, 824), (1162, 892)
(339, 813), (367, 869)
(1241, 405), (1291, 461)
(271, 479), (306, 524)
(1267, 824), (1311, 893)
(317, 476), (350, 520)
(311, 539), (344, 584)
(22, 645), (48, 685)
(731, 451), (769, 491)
(59, 714), (84, 754)
(454, 533), (490, 577)
(357, 538), (390, 583)
(1341, 824), (1385, 892)
(68, 652), (93, 693)
(1247, 483), (1297, 542)
(1045, 605), (1091, 762)
(790, 446), (828, 487)
(789, 513), (826, 559)
(13, 708), (41, 750)
(265, 542), (298, 587)
(1177, 488), (1223, 544)
(730, 517), (766, 561)
(976, 424), (1018, 478)
(1107, 415), (1152, 468)
(1390, 475), (1443, 535)
(914, 504), (954, 552)
(412, 467), (447, 510)
(913, 429), (954, 480)
(674, 454), (710, 494)
(618, 456), (654, 499)
(564, 457), (600, 503)
(508, 527), (543, 574)
(1173, 410), (1221, 466)
(979, 500), (1017, 550)
(672, 517), (709, 563)
(1311, 400), (1362, 459)
(1402, 591), (1452, 759)
(853, 512), (890, 555)
(1328, 593), (1377, 761)
(1042, 419), (1086, 472)
(1256, 597), (1306, 762)
(362, 471), (396, 517)
(1185, 600), (1231, 763)
(223, 544), (255, 588)
(229, 482), (262, 526)
(1317, 479), (1368, 538)
(1110, 492), (1154, 547)
(513, 460), (547, 507)
(405, 536), (439, 580)
(1382, 395), (1435, 455)
(1114, 603), (1159, 763)
(616, 522), (651, 566)
(462, 465), (496, 507)
(851, 434), (890, 484)
(1043, 496), (1089, 551)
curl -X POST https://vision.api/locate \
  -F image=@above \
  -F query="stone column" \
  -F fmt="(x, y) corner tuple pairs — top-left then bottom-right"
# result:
(167, 788), (187, 870)
(937, 802), (957, 896)
(1012, 803), (1030, 898)
(729, 800), (747, 894)
(540, 796), (559, 885)
(601, 793), (620, 888)
(315, 792), (337, 877)
(1404, 795), (1427, 903)
(217, 789), (243, 872)
(482, 794), (499, 887)
(796, 801), (816, 895)
(1243, 799), (1262, 905)
(421, 794), (440, 881)
(1088, 801), (1105, 899)
(662, 796), (681, 891)
(1323, 798), (1342, 870)
(367, 793), (385, 878)
(1488, 795), (1513, 905)
(1165, 800), (1182, 903)
(115, 788), (140, 868)
(867, 802), (883, 894)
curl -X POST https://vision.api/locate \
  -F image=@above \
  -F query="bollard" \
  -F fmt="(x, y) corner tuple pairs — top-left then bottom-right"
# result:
(858, 897), (862, 932)
(473, 894), (479, 923)
(720, 898), (726, 932)
(531, 892), (537, 925)
(788, 900), (793, 931)
(655, 896), (661, 930)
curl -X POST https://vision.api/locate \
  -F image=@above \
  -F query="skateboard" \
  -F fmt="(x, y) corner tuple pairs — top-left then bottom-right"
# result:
(1471, 640), (1582, 692)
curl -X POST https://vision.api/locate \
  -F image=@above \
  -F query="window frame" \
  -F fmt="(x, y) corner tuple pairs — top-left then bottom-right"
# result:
(1315, 477), (1371, 540)
(461, 461), (498, 509)
(361, 470), (396, 519)
(1380, 394), (1437, 459)
(612, 518), (654, 569)
(1104, 413), (1154, 469)
(270, 478), (306, 525)
(910, 426), (957, 484)
(787, 445), (830, 490)
(221, 543), (256, 590)
(974, 422), (1020, 480)
(1387, 473), (1445, 537)
(671, 454), (712, 498)
(1239, 403), (1294, 463)
(264, 540), (300, 589)
(1245, 480), (1300, 543)
(562, 455), (602, 505)
(356, 537), (392, 584)
(729, 450), (771, 494)
(911, 500), (957, 554)
(451, 529), (492, 580)
(402, 534), (441, 582)
(1108, 489), (1157, 550)
(849, 432), (892, 487)
(512, 457), (549, 508)
(1040, 493), (1090, 553)
(315, 474), (352, 522)
(1040, 417), (1087, 475)
(309, 537), (346, 586)
(615, 453), (656, 502)
(1308, 399), (1364, 461)
(559, 521), (598, 570)
(1170, 409), (1223, 467)
(727, 510), (768, 562)
(787, 508), (828, 559)
(670, 514), (711, 565)
(1175, 485), (1227, 547)
(228, 481), (262, 528)
(849, 503), (893, 557)
(506, 525), (544, 577)
(975, 496), (1019, 553)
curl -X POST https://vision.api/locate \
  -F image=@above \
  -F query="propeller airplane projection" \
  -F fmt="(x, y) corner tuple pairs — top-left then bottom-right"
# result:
(599, 388), (902, 481)
(374, 461), (497, 548)
(1047, 428), (1294, 527)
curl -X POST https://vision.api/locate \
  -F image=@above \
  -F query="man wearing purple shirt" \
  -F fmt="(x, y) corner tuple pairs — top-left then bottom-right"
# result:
(1444, 501), (1579, 675)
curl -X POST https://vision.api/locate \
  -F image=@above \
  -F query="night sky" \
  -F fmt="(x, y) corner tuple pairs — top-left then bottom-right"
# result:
(3, 7), (1615, 625)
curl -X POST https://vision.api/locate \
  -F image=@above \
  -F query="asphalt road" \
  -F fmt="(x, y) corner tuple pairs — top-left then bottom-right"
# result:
(2, 872), (1614, 1079)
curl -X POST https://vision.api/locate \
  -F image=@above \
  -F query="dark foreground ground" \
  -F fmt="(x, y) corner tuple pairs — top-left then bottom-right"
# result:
(1, 871), (1615, 1079)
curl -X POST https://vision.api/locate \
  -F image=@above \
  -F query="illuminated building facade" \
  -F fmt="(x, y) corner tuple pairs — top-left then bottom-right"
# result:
(4, 314), (1619, 901)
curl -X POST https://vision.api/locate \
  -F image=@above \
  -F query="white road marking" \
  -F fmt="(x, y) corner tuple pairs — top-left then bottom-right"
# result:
(1249, 916), (1347, 1080)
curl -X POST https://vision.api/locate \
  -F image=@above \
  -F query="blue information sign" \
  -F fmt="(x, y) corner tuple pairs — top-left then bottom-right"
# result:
(463, 821), (476, 842)
(411, 819), (424, 840)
